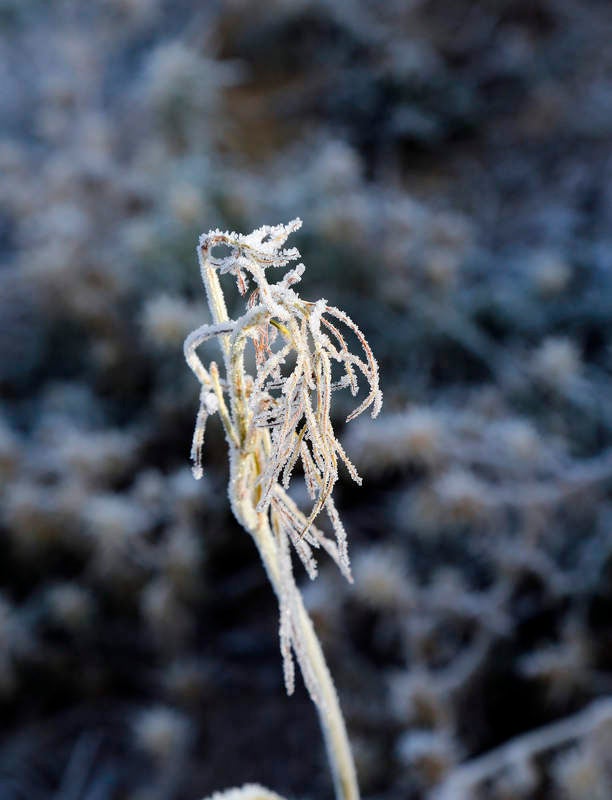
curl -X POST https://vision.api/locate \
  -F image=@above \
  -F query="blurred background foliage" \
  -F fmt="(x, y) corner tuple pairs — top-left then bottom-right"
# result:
(1, 0), (612, 798)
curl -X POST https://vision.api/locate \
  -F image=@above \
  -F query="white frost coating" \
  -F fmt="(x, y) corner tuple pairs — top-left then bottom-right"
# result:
(185, 218), (379, 611)
(190, 389), (221, 479)
(185, 219), (380, 800)
(276, 526), (324, 707)
(203, 391), (219, 414)
(308, 297), (327, 339)
(185, 219), (382, 703)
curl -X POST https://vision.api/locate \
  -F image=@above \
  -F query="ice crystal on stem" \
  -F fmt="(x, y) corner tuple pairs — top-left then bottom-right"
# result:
(184, 218), (381, 800)
(185, 218), (381, 589)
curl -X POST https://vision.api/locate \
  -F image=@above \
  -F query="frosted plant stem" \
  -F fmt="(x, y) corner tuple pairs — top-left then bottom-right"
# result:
(202, 256), (360, 800)
(233, 477), (360, 800)
(200, 252), (232, 368)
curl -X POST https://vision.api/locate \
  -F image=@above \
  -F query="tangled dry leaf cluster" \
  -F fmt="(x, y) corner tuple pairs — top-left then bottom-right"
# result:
(185, 218), (382, 592)
(184, 219), (382, 800)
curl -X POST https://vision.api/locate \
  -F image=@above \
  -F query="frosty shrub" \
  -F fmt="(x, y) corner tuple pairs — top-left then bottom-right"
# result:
(185, 219), (382, 800)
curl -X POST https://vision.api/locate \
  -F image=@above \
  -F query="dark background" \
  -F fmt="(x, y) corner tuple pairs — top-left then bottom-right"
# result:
(1, 1), (612, 798)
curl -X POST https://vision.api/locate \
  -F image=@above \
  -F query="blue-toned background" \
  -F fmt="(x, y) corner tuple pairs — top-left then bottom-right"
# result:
(2, 1), (612, 798)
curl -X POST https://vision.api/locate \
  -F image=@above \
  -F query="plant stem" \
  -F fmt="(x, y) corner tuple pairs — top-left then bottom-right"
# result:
(233, 471), (360, 800)
(201, 251), (360, 800)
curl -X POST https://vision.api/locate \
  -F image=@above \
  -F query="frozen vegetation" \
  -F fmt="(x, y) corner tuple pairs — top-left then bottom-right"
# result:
(1, 0), (612, 799)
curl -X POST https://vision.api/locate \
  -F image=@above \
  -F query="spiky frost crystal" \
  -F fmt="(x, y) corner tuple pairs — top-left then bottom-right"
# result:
(184, 219), (382, 698)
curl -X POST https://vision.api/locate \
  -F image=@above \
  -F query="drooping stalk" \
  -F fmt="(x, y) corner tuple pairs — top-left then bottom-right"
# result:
(204, 260), (360, 800)
(187, 221), (382, 800)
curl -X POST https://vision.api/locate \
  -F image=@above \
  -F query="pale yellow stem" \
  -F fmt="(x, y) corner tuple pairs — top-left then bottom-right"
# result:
(232, 460), (360, 800)
(201, 254), (360, 800)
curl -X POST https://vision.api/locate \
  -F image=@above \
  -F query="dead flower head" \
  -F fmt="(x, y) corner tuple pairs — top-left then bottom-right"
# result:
(184, 217), (382, 594)
(184, 218), (373, 800)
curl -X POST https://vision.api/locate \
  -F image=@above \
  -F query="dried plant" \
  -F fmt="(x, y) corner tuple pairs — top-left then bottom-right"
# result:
(185, 219), (382, 800)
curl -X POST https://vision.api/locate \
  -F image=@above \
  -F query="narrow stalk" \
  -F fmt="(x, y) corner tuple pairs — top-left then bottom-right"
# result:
(233, 467), (360, 800)
(199, 247), (232, 368)
(203, 256), (360, 800)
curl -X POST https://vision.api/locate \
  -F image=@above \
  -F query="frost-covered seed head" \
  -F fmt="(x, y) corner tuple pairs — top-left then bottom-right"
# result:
(186, 218), (382, 572)
(184, 219), (383, 703)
